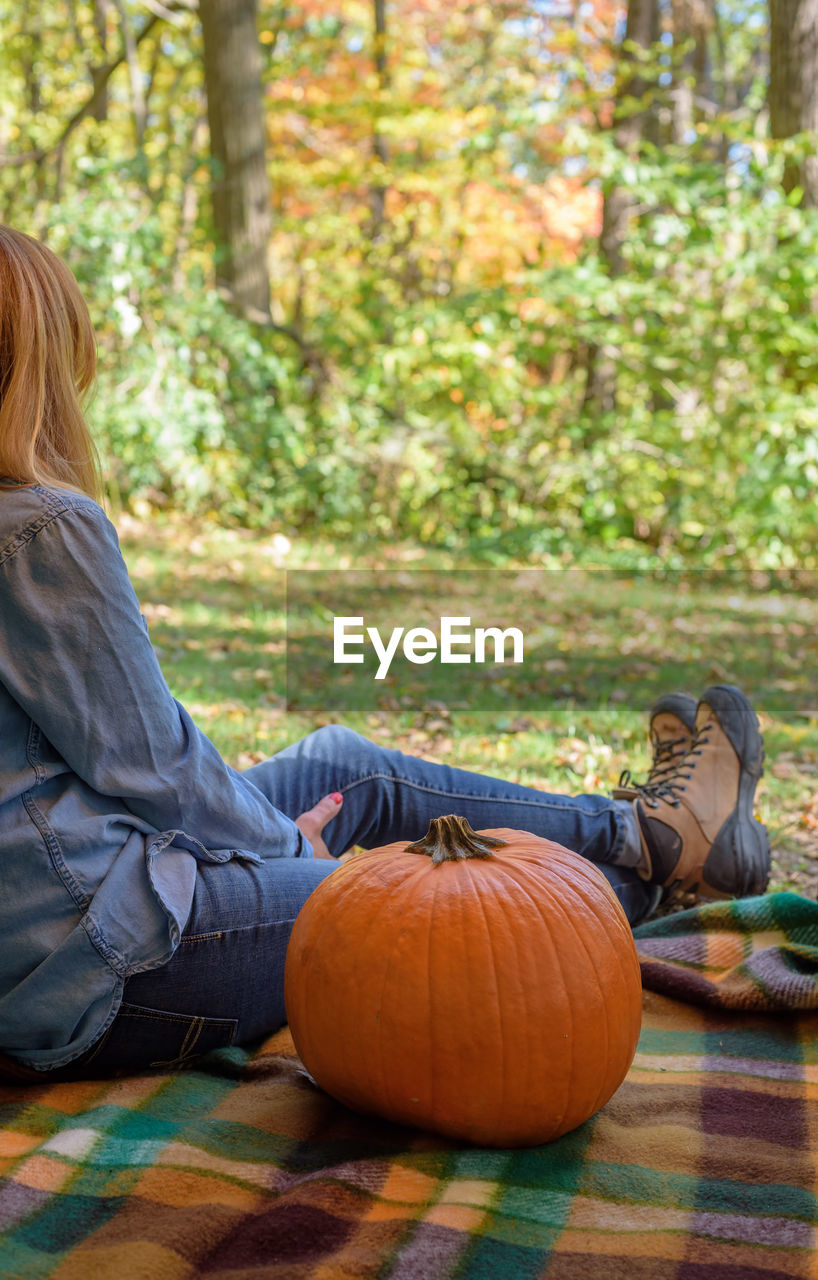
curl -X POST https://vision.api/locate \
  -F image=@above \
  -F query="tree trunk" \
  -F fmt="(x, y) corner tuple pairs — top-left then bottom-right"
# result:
(199, 0), (272, 316)
(111, 0), (147, 150)
(583, 0), (659, 416)
(90, 0), (111, 121)
(370, 0), (389, 236)
(769, 0), (818, 207)
(670, 0), (713, 145)
(600, 0), (660, 276)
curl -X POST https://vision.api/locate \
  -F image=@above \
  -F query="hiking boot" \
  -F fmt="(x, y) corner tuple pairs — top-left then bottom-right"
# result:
(626, 685), (770, 901)
(613, 692), (698, 799)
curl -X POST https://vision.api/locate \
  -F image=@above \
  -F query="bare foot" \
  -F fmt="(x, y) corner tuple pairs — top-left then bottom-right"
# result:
(295, 792), (343, 859)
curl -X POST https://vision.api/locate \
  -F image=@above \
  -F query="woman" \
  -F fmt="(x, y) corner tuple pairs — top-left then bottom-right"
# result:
(0, 226), (770, 1080)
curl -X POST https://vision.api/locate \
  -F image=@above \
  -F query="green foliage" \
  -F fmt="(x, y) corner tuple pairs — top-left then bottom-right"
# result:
(2, 2), (817, 567)
(40, 142), (818, 566)
(45, 175), (303, 523)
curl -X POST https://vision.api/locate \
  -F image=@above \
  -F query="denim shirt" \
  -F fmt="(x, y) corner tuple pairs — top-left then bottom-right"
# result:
(0, 485), (310, 1069)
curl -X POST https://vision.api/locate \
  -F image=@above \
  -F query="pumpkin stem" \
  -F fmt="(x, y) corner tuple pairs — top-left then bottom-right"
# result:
(404, 815), (507, 866)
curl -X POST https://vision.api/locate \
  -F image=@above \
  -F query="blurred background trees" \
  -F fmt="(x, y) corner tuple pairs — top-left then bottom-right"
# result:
(1, 0), (816, 566)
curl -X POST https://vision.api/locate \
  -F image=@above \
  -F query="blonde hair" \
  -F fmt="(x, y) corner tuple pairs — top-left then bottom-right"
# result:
(0, 225), (102, 501)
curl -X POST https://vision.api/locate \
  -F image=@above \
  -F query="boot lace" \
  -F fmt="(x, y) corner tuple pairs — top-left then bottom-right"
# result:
(617, 728), (707, 799)
(621, 722), (713, 809)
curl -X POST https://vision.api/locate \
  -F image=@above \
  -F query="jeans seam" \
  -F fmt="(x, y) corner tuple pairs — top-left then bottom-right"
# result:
(120, 1009), (203, 1024)
(609, 819), (626, 861)
(21, 792), (91, 913)
(0, 491), (73, 567)
(336, 771), (616, 814)
(181, 920), (298, 944)
(25, 721), (46, 785)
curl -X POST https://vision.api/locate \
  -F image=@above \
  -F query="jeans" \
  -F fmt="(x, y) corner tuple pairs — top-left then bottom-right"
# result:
(42, 726), (656, 1078)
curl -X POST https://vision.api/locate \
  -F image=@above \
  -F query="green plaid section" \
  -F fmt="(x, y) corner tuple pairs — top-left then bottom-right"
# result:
(634, 891), (818, 1011)
(1, 894), (817, 1278)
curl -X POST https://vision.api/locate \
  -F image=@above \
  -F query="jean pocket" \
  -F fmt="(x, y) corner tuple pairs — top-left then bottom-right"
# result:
(80, 1001), (238, 1074)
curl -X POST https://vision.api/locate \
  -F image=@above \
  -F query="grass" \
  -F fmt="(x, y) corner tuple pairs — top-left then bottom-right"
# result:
(118, 514), (818, 898)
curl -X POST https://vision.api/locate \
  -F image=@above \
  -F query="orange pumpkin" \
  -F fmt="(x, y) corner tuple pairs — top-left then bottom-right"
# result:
(284, 815), (642, 1147)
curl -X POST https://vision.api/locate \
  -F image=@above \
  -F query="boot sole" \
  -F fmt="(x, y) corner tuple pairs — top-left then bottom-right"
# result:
(696, 685), (770, 898)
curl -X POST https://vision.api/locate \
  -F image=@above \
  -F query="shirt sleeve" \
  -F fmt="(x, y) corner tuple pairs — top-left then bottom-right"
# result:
(0, 499), (311, 860)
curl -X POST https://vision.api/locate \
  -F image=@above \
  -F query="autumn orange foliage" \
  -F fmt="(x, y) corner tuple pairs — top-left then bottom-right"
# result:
(261, 0), (612, 310)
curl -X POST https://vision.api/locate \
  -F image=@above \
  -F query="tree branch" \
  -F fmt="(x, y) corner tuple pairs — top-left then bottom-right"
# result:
(111, 0), (148, 147)
(0, 2), (193, 168)
(141, 0), (191, 26)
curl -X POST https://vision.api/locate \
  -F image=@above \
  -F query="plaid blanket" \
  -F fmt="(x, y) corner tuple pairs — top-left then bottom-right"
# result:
(1, 891), (817, 1279)
(635, 889), (818, 1011)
